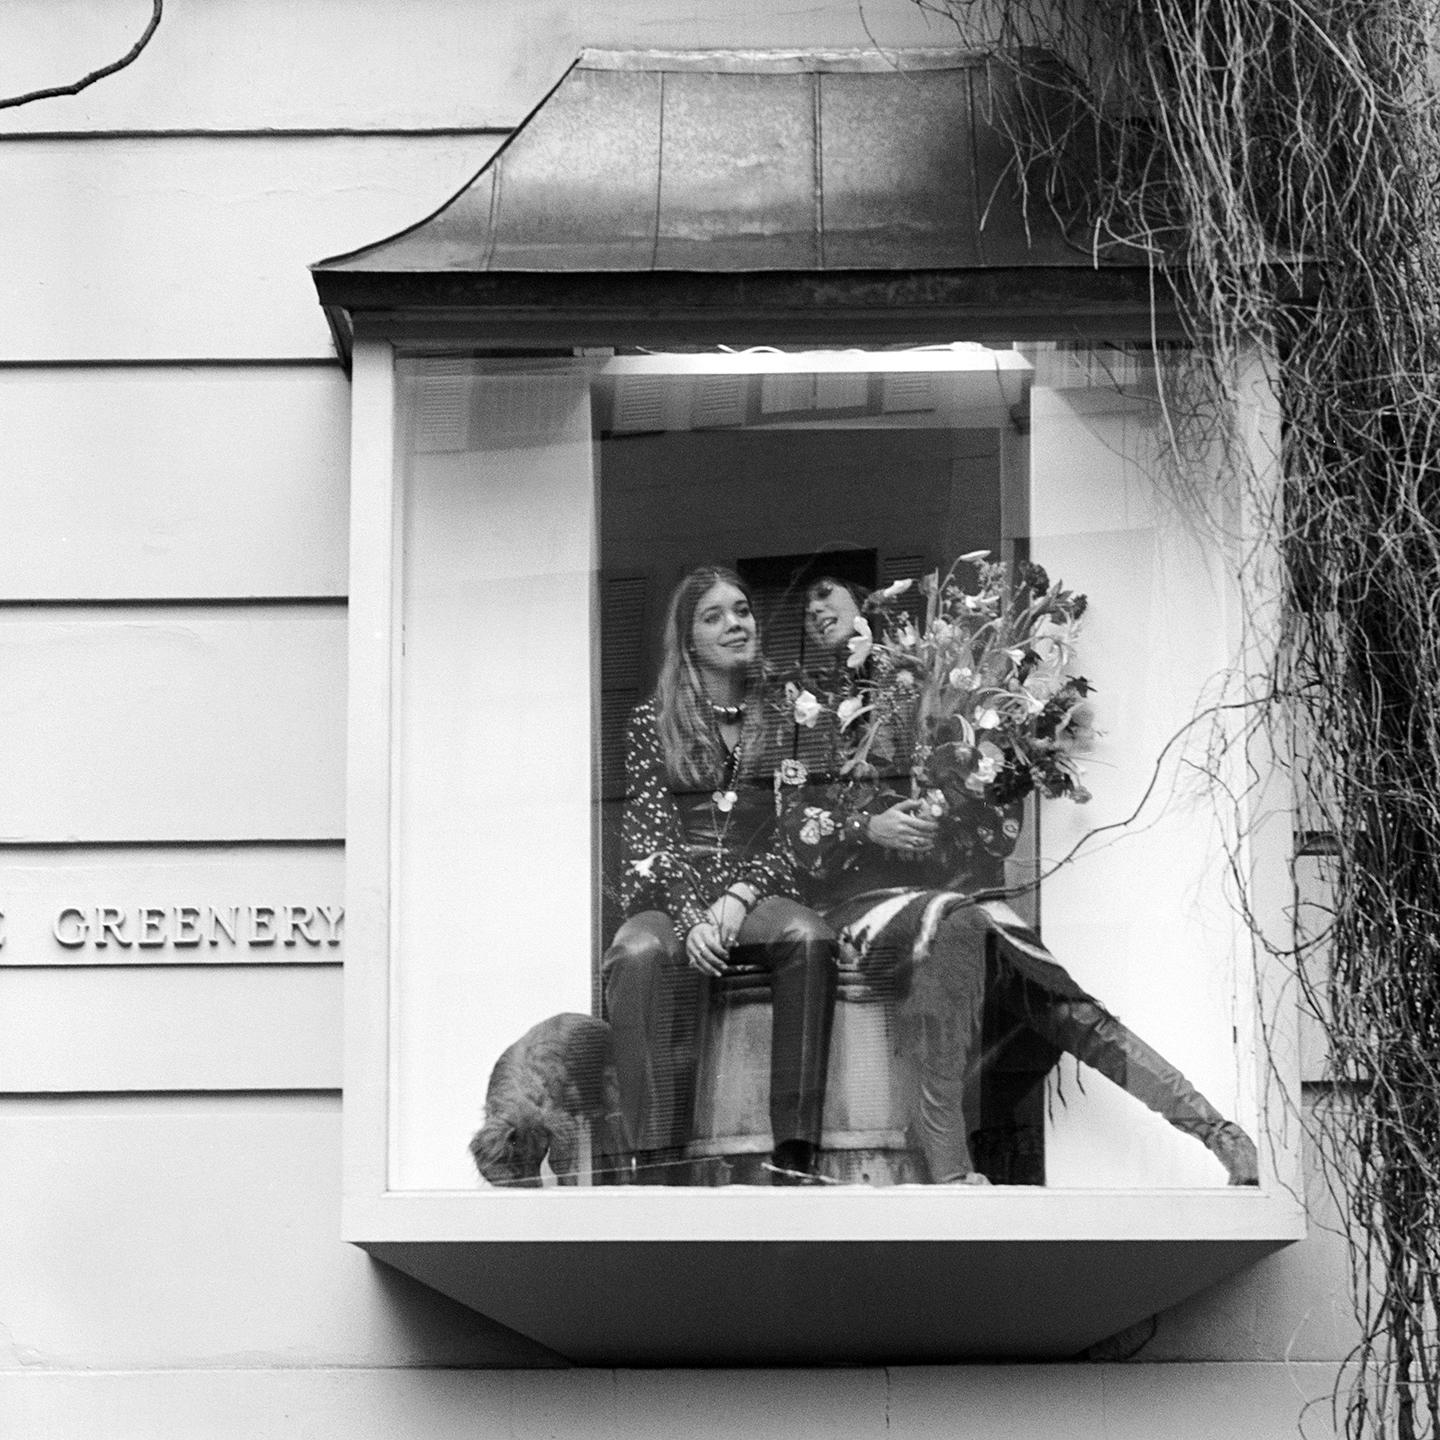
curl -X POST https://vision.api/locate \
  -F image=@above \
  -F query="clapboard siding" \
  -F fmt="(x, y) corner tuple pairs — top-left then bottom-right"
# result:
(0, 1096), (1354, 1372)
(0, 843), (342, 967)
(0, 1096), (552, 1367)
(0, 964), (341, 1092)
(0, 367), (349, 599)
(0, 0), (951, 136)
(0, 135), (497, 361)
(0, 606), (345, 841)
(0, 1366), (1350, 1440)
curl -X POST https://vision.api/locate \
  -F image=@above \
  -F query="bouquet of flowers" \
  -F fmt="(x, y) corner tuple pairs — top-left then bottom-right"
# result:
(782, 552), (1096, 858)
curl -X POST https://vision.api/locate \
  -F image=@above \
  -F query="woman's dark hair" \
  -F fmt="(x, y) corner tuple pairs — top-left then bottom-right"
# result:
(803, 573), (876, 661)
(803, 573), (872, 616)
(653, 565), (764, 788)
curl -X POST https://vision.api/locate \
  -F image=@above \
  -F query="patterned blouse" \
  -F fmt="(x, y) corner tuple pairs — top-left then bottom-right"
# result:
(776, 670), (1013, 906)
(618, 697), (800, 933)
(772, 659), (910, 897)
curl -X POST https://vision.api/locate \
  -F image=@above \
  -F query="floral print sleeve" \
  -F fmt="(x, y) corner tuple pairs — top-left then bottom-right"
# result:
(618, 701), (688, 916)
(777, 767), (896, 882)
(770, 664), (903, 879)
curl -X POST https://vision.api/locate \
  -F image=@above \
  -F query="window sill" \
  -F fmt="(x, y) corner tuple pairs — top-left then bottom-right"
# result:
(348, 1187), (1304, 1364)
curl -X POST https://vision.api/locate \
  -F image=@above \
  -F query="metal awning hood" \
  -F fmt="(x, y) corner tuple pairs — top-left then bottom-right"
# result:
(313, 48), (1146, 354)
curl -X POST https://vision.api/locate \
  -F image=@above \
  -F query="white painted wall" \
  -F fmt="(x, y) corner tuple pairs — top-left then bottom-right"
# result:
(0, 606), (346, 841)
(0, 0), (1351, 1433)
(0, 137), (499, 360)
(0, 367), (350, 599)
(1028, 381), (1258, 1188)
(0, 0), (970, 133)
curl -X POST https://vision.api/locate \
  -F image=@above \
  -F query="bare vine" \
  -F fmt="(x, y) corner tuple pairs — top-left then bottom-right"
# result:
(921, 2), (1440, 1435)
(0, 0), (164, 112)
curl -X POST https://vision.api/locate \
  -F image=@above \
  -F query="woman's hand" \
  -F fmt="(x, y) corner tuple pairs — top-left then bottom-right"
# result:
(686, 888), (754, 974)
(685, 918), (730, 975)
(712, 887), (754, 946)
(865, 798), (940, 854)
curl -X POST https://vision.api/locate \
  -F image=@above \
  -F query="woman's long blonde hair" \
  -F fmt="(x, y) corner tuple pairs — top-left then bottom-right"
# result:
(653, 565), (764, 789)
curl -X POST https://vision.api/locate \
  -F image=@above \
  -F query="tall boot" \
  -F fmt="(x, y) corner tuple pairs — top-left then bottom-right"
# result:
(767, 937), (838, 1177)
(1042, 999), (1260, 1185)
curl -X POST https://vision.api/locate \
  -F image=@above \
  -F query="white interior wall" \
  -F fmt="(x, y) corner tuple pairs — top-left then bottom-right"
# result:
(396, 364), (597, 1190)
(1029, 383), (1257, 1188)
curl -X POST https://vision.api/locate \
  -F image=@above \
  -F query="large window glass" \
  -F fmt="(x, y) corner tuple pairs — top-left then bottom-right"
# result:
(390, 344), (1261, 1195)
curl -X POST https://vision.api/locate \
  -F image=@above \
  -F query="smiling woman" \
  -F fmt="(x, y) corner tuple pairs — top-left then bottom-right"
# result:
(600, 565), (839, 1185)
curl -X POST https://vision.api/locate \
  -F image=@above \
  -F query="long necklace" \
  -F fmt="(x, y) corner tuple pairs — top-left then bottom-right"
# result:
(710, 732), (743, 843)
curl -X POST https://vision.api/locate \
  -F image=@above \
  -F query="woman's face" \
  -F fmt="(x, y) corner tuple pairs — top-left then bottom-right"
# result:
(805, 578), (862, 653)
(689, 581), (757, 677)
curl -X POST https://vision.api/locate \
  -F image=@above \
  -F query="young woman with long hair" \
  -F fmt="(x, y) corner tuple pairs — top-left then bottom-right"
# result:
(604, 565), (838, 1185)
(782, 573), (1259, 1186)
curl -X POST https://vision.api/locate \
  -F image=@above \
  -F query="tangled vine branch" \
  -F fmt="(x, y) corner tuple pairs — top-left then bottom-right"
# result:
(0, 0), (164, 112)
(922, 2), (1440, 1434)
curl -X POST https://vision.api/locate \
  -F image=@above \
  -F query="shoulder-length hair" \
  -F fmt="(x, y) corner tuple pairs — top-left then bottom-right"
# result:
(804, 573), (873, 620)
(803, 573), (877, 659)
(653, 565), (765, 789)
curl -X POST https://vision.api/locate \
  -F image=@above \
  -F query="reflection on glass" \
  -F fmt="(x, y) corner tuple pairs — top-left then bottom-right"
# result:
(394, 347), (1261, 1193)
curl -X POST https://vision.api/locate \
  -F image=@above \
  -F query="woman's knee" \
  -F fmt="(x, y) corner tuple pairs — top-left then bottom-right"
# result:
(748, 896), (835, 946)
(1047, 998), (1110, 1036)
(933, 906), (989, 957)
(603, 912), (680, 981)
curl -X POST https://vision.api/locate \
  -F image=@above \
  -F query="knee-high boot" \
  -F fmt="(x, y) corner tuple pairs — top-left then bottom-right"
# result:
(767, 938), (838, 1158)
(1042, 1000), (1260, 1185)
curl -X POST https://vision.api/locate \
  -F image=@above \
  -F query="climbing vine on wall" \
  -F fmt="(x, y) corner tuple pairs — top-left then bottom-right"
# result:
(923, 2), (1440, 1435)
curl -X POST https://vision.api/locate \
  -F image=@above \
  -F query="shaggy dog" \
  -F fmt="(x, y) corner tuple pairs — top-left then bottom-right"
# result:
(469, 1013), (622, 1187)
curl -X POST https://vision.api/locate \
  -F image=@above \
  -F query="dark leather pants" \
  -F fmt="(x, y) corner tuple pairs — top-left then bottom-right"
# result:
(603, 898), (837, 1161)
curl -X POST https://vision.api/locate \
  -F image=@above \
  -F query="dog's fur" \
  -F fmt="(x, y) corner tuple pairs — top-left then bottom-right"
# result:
(469, 1013), (622, 1187)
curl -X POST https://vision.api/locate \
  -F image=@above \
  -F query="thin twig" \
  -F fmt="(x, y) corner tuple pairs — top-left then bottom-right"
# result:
(0, 0), (164, 112)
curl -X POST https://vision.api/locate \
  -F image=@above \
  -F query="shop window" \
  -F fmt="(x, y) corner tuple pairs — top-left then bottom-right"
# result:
(323, 41), (1305, 1363)
(334, 332), (1304, 1363)
(387, 343), (1268, 1196)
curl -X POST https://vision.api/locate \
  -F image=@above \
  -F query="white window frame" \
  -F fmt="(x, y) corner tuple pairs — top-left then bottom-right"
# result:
(339, 333), (1305, 1365)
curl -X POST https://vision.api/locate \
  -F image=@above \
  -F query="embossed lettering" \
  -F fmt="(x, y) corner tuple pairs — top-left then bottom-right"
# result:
(283, 906), (320, 947)
(53, 909), (90, 948)
(317, 905), (344, 945)
(208, 907), (238, 946)
(248, 906), (277, 945)
(172, 907), (203, 947)
(96, 907), (131, 948)
(47, 903), (339, 951)
(136, 907), (168, 948)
